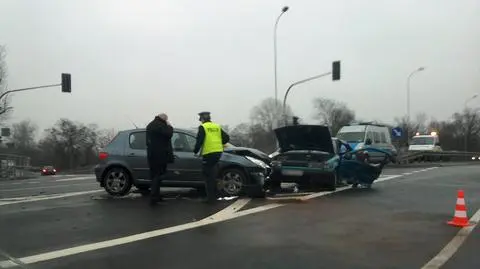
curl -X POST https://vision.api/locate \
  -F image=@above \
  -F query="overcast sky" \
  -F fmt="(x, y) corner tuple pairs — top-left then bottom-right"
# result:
(1, 0), (479, 134)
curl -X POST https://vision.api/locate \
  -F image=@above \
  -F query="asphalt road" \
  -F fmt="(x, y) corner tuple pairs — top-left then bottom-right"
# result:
(0, 165), (479, 269)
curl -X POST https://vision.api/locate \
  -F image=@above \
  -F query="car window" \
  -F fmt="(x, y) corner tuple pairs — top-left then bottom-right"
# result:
(380, 132), (387, 143)
(129, 131), (146, 150)
(171, 132), (193, 152)
(373, 132), (381, 144)
(184, 134), (197, 151)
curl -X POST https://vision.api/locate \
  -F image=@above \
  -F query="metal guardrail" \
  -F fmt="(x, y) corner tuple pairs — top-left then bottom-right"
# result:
(395, 150), (480, 164)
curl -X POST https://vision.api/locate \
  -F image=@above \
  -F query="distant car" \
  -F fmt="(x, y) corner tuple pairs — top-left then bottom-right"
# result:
(266, 125), (340, 193)
(94, 128), (269, 198)
(41, 166), (56, 175)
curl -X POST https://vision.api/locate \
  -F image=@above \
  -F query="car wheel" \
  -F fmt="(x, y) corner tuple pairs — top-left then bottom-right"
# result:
(326, 172), (337, 191)
(218, 168), (246, 197)
(103, 167), (132, 196)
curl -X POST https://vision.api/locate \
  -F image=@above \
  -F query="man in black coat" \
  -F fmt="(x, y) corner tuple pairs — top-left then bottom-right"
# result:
(146, 113), (174, 205)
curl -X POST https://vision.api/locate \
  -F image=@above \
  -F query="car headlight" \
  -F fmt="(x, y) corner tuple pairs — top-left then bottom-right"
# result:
(268, 151), (280, 158)
(245, 156), (270, 169)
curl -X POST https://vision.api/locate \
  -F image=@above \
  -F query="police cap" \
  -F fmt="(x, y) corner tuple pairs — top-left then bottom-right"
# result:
(198, 111), (211, 117)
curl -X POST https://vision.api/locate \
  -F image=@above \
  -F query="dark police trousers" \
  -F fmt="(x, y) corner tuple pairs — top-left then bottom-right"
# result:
(202, 152), (222, 202)
(149, 162), (167, 200)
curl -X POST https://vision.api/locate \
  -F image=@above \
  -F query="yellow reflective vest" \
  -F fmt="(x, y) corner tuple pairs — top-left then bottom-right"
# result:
(201, 122), (224, 155)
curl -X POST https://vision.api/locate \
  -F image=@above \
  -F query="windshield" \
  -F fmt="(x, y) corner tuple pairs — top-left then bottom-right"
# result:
(336, 132), (365, 143)
(411, 137), (435, 145)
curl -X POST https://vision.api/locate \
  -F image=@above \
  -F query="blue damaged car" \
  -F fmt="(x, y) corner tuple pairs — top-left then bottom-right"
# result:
(265, 125), (394, 193)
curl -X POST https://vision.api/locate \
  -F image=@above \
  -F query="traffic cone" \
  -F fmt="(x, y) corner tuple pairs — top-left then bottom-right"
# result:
(447, 190), (471, 227)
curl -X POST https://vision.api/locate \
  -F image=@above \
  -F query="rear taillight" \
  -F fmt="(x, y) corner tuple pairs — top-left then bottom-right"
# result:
(42, 169), (46, 172)
(99, 152), (109, 160)
(53, 169), (56, 172)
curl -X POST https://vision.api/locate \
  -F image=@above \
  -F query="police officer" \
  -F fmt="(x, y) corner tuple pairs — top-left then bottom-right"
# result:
(193, 111), (230, 203)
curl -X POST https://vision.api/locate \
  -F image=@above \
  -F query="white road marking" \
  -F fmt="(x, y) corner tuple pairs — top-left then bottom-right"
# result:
(55, 176), (94, 182)
(0, 190), (103, 206)
(0, 166), (441, 267)
(0, 203), (282, 268)
(201, 198), (251, 221)
(421, 208), (480, 269)
(0, 182), (98, 193)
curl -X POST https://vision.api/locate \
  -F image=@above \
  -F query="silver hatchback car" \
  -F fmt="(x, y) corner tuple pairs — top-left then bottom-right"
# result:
(94, 128), (269, 198)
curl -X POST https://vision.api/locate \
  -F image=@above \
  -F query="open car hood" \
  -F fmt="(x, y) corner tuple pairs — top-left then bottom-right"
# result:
(274, 125), (334, 154)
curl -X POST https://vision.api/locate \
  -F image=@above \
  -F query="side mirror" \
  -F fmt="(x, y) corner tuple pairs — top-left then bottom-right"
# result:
(365, 138), (372, 145)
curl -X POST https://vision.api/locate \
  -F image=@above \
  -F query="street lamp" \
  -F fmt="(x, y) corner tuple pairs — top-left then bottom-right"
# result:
(464, 94), (477, 107)
(274, 6), (289, 104)
(406, 67), (425, 141)
(464, 94), (478, 152)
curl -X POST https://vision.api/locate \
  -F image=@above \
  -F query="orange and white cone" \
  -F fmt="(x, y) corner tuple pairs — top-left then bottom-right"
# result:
(447, 190), (471, 227)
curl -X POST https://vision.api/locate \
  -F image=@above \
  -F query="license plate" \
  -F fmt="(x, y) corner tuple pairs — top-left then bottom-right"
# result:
(282, 169), (304, 176)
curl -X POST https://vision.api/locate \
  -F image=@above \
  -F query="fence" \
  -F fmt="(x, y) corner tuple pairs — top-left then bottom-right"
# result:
(0, 154), (31, 180)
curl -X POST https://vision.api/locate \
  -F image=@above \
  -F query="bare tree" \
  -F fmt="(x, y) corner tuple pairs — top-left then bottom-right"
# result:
(415, 112), (428, 132)
(0, 45), (12, 123)
(312, 97), (355, 135)
(250, 97), (294, 132)
(39, 119), (99, 169)
(97, 128), (117, 148)
(248, 98), (294, 152)
(230, 123), (252, 147)
(11, 119), (38, 150)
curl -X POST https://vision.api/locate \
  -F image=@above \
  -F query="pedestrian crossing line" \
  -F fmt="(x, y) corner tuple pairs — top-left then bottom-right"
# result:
(55, 177), (94, 182)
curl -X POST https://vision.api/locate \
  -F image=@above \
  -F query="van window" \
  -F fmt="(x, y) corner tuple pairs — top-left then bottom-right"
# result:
(336, 132), (365, 143)
(380, 132), (387, 143)
(373, 132), (381, 143)
(365, 132), (374, 143)
(129, 131), (146, 150)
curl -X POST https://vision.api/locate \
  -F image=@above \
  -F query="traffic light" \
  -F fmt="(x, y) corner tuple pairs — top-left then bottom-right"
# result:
(332, 61), (341, 81)
(61, 73), (71, 93)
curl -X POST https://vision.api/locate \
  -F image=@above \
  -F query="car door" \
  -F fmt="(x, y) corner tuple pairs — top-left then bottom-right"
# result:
(364, 130), (379, 162)
(167, 132), (203, 183)
(125, 131), (150, 180)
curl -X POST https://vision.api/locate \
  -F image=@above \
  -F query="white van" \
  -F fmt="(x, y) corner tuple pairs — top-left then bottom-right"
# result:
(336, 123), (397, 163)
(408, 132), (442, 152)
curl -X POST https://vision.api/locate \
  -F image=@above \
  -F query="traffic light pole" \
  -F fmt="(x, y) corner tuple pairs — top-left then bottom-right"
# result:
(0, 83), (61, 102)
(0, 73), (71, 102)
(282, 71), (332, 125)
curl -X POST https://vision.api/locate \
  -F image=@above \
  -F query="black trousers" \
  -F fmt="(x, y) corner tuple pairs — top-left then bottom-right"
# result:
(202, 152), (222, 202)
(149, 161), (167, 199)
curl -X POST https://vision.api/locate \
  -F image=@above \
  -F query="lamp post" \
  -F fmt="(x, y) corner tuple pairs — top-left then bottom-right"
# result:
(274, 6), (289, 104)
(464, 94), (478, 152)
(406, 67), (425, 141)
